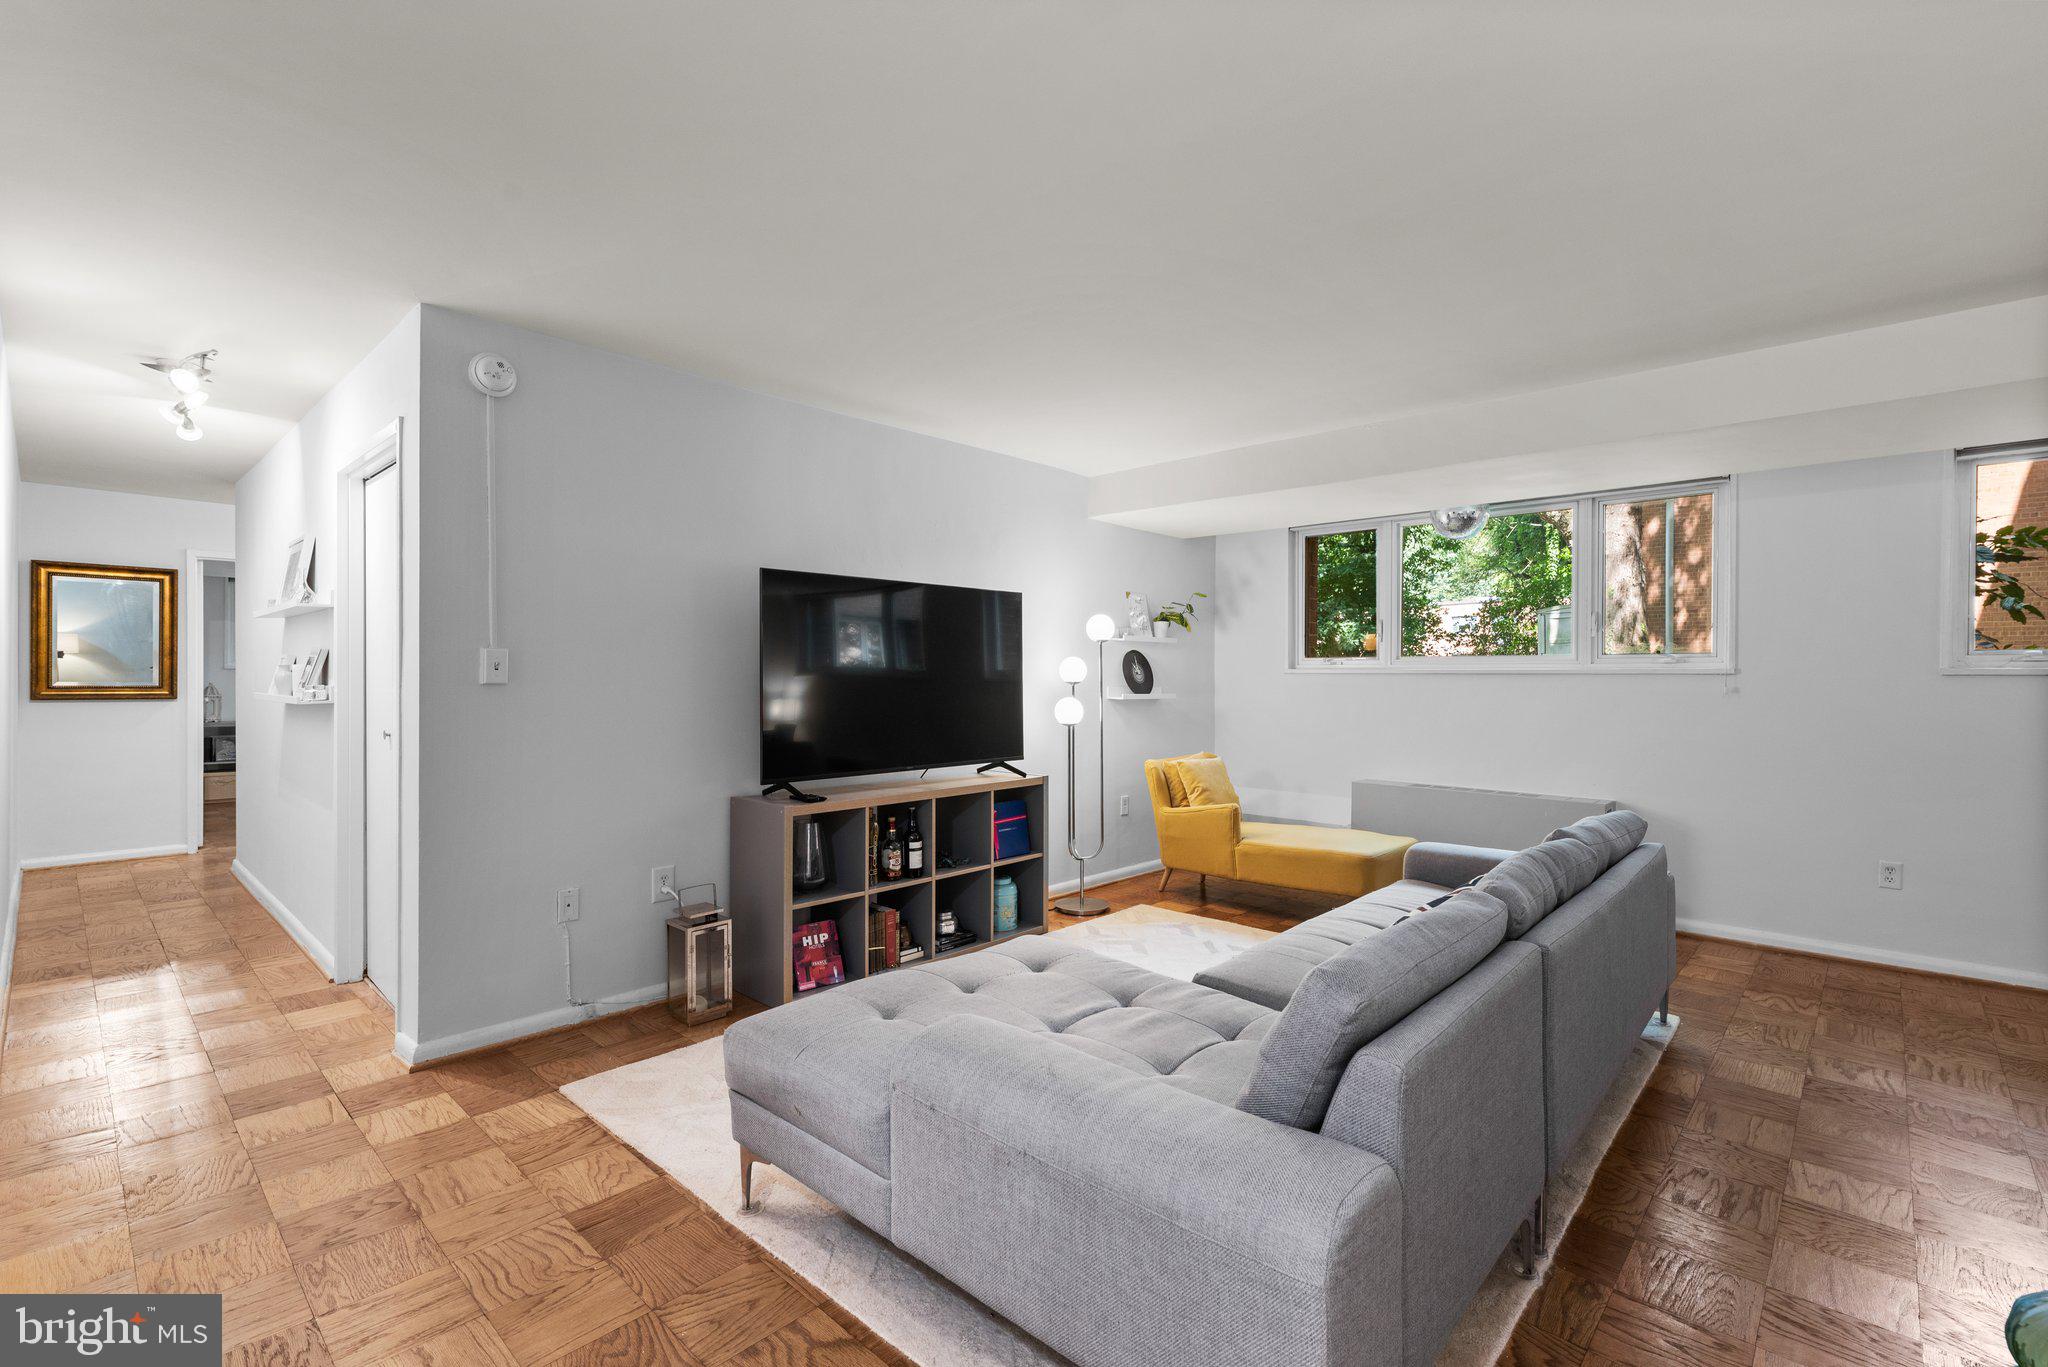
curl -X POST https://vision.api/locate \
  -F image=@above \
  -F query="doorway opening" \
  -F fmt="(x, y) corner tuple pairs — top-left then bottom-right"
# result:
(187, 552), (236, 850)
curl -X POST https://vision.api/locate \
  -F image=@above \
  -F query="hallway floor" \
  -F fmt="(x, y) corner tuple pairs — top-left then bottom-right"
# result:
(2, 821), (2045, 1365)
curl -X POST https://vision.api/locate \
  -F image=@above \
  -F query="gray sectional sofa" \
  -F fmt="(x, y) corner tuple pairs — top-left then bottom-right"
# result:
(723, 810), (1676, 1367)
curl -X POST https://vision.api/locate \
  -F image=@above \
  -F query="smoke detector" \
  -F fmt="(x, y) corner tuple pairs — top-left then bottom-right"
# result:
(468, 353), (517, 397)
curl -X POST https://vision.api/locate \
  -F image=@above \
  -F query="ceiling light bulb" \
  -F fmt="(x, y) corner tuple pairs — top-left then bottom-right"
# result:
(1053, 696), (1085, 727)
(1084, 613), (1117, 642)
(168, 366), (205, 395)
(178, 388), (208, 409)
(1058, 655), (1088, 684)
(161, 401), (186, 424)
(176, 415), (202, 441)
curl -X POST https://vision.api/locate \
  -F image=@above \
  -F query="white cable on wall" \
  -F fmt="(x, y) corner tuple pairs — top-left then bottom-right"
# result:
(466, 353), (517, 653)
(484, 391), (498, 648)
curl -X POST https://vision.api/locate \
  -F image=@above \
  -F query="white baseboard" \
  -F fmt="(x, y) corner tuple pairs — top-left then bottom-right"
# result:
(399, 982), (668, 1066)
(1678, 917), (2048, 992)
(232, 859), (338, 980)
(21, 843), (190, 870)
(1052, 858), (1163, 897)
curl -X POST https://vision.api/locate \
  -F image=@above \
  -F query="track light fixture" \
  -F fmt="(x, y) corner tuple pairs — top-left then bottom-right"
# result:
(142, 350), (216, 442)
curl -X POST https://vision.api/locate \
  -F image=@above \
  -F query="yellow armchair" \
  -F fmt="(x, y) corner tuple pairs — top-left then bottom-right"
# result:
(1145, 754), (1415, 901)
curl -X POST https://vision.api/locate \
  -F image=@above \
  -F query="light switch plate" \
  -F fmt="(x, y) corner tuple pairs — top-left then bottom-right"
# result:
(479, 647), (509, 684)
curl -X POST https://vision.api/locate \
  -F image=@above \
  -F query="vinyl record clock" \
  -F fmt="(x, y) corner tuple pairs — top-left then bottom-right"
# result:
(1121, 649), (1154, 695)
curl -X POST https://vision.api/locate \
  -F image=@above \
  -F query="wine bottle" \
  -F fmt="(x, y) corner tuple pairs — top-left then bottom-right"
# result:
(880, 816), (905, 881)
(906, 810), (925, 875)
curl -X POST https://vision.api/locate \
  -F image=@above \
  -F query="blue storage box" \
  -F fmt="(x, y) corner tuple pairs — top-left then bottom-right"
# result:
(993, 798), (1032, 860)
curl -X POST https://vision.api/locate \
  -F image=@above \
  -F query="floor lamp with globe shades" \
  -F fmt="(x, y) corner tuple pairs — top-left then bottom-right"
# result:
(1053, 613), (1118, 915)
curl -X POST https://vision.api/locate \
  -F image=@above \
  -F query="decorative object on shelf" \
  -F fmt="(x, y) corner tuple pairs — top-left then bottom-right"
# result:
(1052, 613), (1117, 915)
(896, 920), (925, 963)
(994, 875), (1019, 936)
(792, 918), (844, 992)
(1430, 505), (1490, 540)
(295, 647), (329, 694)
(1120, 649), (1154, 696)
(299, 684), (331, 702)
(665, 885), (733, 1025)
(993, 797), (1032, 860)
(1123, 592), (1151, 638)
(28, 560), (179, 701)
(935, 908), (978, 954)
(269, 656), (297, 697)
(1150, 593), (1207, 638)
(792, 815), (831, 893)
(203, 680), (222, 723)
(278, 538), (316, 606)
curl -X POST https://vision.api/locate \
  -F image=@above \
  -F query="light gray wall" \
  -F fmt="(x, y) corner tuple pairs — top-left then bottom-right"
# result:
(234, 308), (421, 996)
(0, 319), (19, 1016)
(15, 483), (234, 864)
(410, 306), (1214, 1054)
(1213, 450), (2048, 985)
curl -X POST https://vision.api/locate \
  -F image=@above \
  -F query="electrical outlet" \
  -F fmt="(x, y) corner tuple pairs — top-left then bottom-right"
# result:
(1878, 861), (1904, 891)
(479, 647), (510, 684)
(556, 887), (581, 922)
(1118, 794), (1131, 817)
(651, 865), (677, 905)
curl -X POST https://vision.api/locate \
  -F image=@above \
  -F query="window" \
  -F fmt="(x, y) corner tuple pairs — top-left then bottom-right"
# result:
(1301, 527), (1379, 660)
(1400, 508), (1574, 657)
(1600, 492), (1715, 656)
(1946, 442), (2048, 673)
(1291, 479), (1731, 671)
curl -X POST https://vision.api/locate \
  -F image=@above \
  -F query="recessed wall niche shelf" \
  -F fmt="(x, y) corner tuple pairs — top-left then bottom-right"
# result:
(256, 597), (332, 619)
(731, 773), (1048, 1005)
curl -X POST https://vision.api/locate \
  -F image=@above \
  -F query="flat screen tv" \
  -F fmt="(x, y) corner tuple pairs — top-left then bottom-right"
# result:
(759, 568), (1024, 790)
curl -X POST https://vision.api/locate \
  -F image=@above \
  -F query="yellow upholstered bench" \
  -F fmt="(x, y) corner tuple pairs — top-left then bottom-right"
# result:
(1145, 754), (1415, 899)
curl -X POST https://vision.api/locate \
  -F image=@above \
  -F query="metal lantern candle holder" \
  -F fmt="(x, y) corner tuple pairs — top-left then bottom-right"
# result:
(665, 884), (733, 1025)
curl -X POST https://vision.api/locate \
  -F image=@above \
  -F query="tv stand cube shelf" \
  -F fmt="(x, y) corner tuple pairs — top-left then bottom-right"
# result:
(730, 774), (1048, 1006)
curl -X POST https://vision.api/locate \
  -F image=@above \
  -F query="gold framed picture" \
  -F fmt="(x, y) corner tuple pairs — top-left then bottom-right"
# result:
(29, 560), (178, 700)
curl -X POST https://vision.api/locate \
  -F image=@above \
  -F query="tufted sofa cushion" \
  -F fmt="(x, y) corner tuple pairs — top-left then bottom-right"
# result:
(722, 937), (1275, 1178)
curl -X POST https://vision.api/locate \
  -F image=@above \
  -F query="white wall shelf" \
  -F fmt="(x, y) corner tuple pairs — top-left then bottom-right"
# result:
(255, 691), (333, 706)
(1105, 691), (1177, 702)
(1110, 635), (1187, 646)
(256, 597), (332, 620)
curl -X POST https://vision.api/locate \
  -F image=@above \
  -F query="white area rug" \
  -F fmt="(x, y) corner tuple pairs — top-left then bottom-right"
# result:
(563, 905), (1675, 1366)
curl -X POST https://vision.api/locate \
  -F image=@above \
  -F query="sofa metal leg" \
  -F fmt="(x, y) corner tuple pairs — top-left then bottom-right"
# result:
(1657, 991), (1669, 1026)
(1157, 869), (1172, 896)
(739, 1146), (759, 1211)
(1513, 1208), (1538, 1279)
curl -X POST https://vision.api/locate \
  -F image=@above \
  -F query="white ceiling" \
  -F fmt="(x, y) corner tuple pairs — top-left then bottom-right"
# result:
(3, 1), (2046, 505)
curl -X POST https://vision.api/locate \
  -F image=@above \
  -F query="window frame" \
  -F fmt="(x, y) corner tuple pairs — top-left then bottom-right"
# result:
(1942, 441), (2048, 676)
(1288, 477), (1735, 674)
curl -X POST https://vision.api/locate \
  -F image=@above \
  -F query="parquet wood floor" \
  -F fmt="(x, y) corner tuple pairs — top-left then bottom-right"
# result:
(4, 815), (2044, 1366)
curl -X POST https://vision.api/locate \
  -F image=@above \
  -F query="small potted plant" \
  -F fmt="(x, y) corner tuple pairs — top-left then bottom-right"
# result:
(1151, 593), (1207, 638)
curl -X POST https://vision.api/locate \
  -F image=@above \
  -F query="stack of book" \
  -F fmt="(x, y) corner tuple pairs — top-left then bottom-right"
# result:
(792, 919), (845, 992)
(867, 902), (901, 974)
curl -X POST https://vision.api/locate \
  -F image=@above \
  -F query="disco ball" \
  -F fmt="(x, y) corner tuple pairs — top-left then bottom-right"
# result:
(1429, 505), (1490, 540)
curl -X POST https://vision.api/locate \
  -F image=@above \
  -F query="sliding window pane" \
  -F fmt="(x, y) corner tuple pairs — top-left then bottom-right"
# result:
(1303, 528), (1378, 659)
(1603, 493), (1714, 655)
(1399, 509), (1574, 657)
(1972, 455), (2048, 652)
